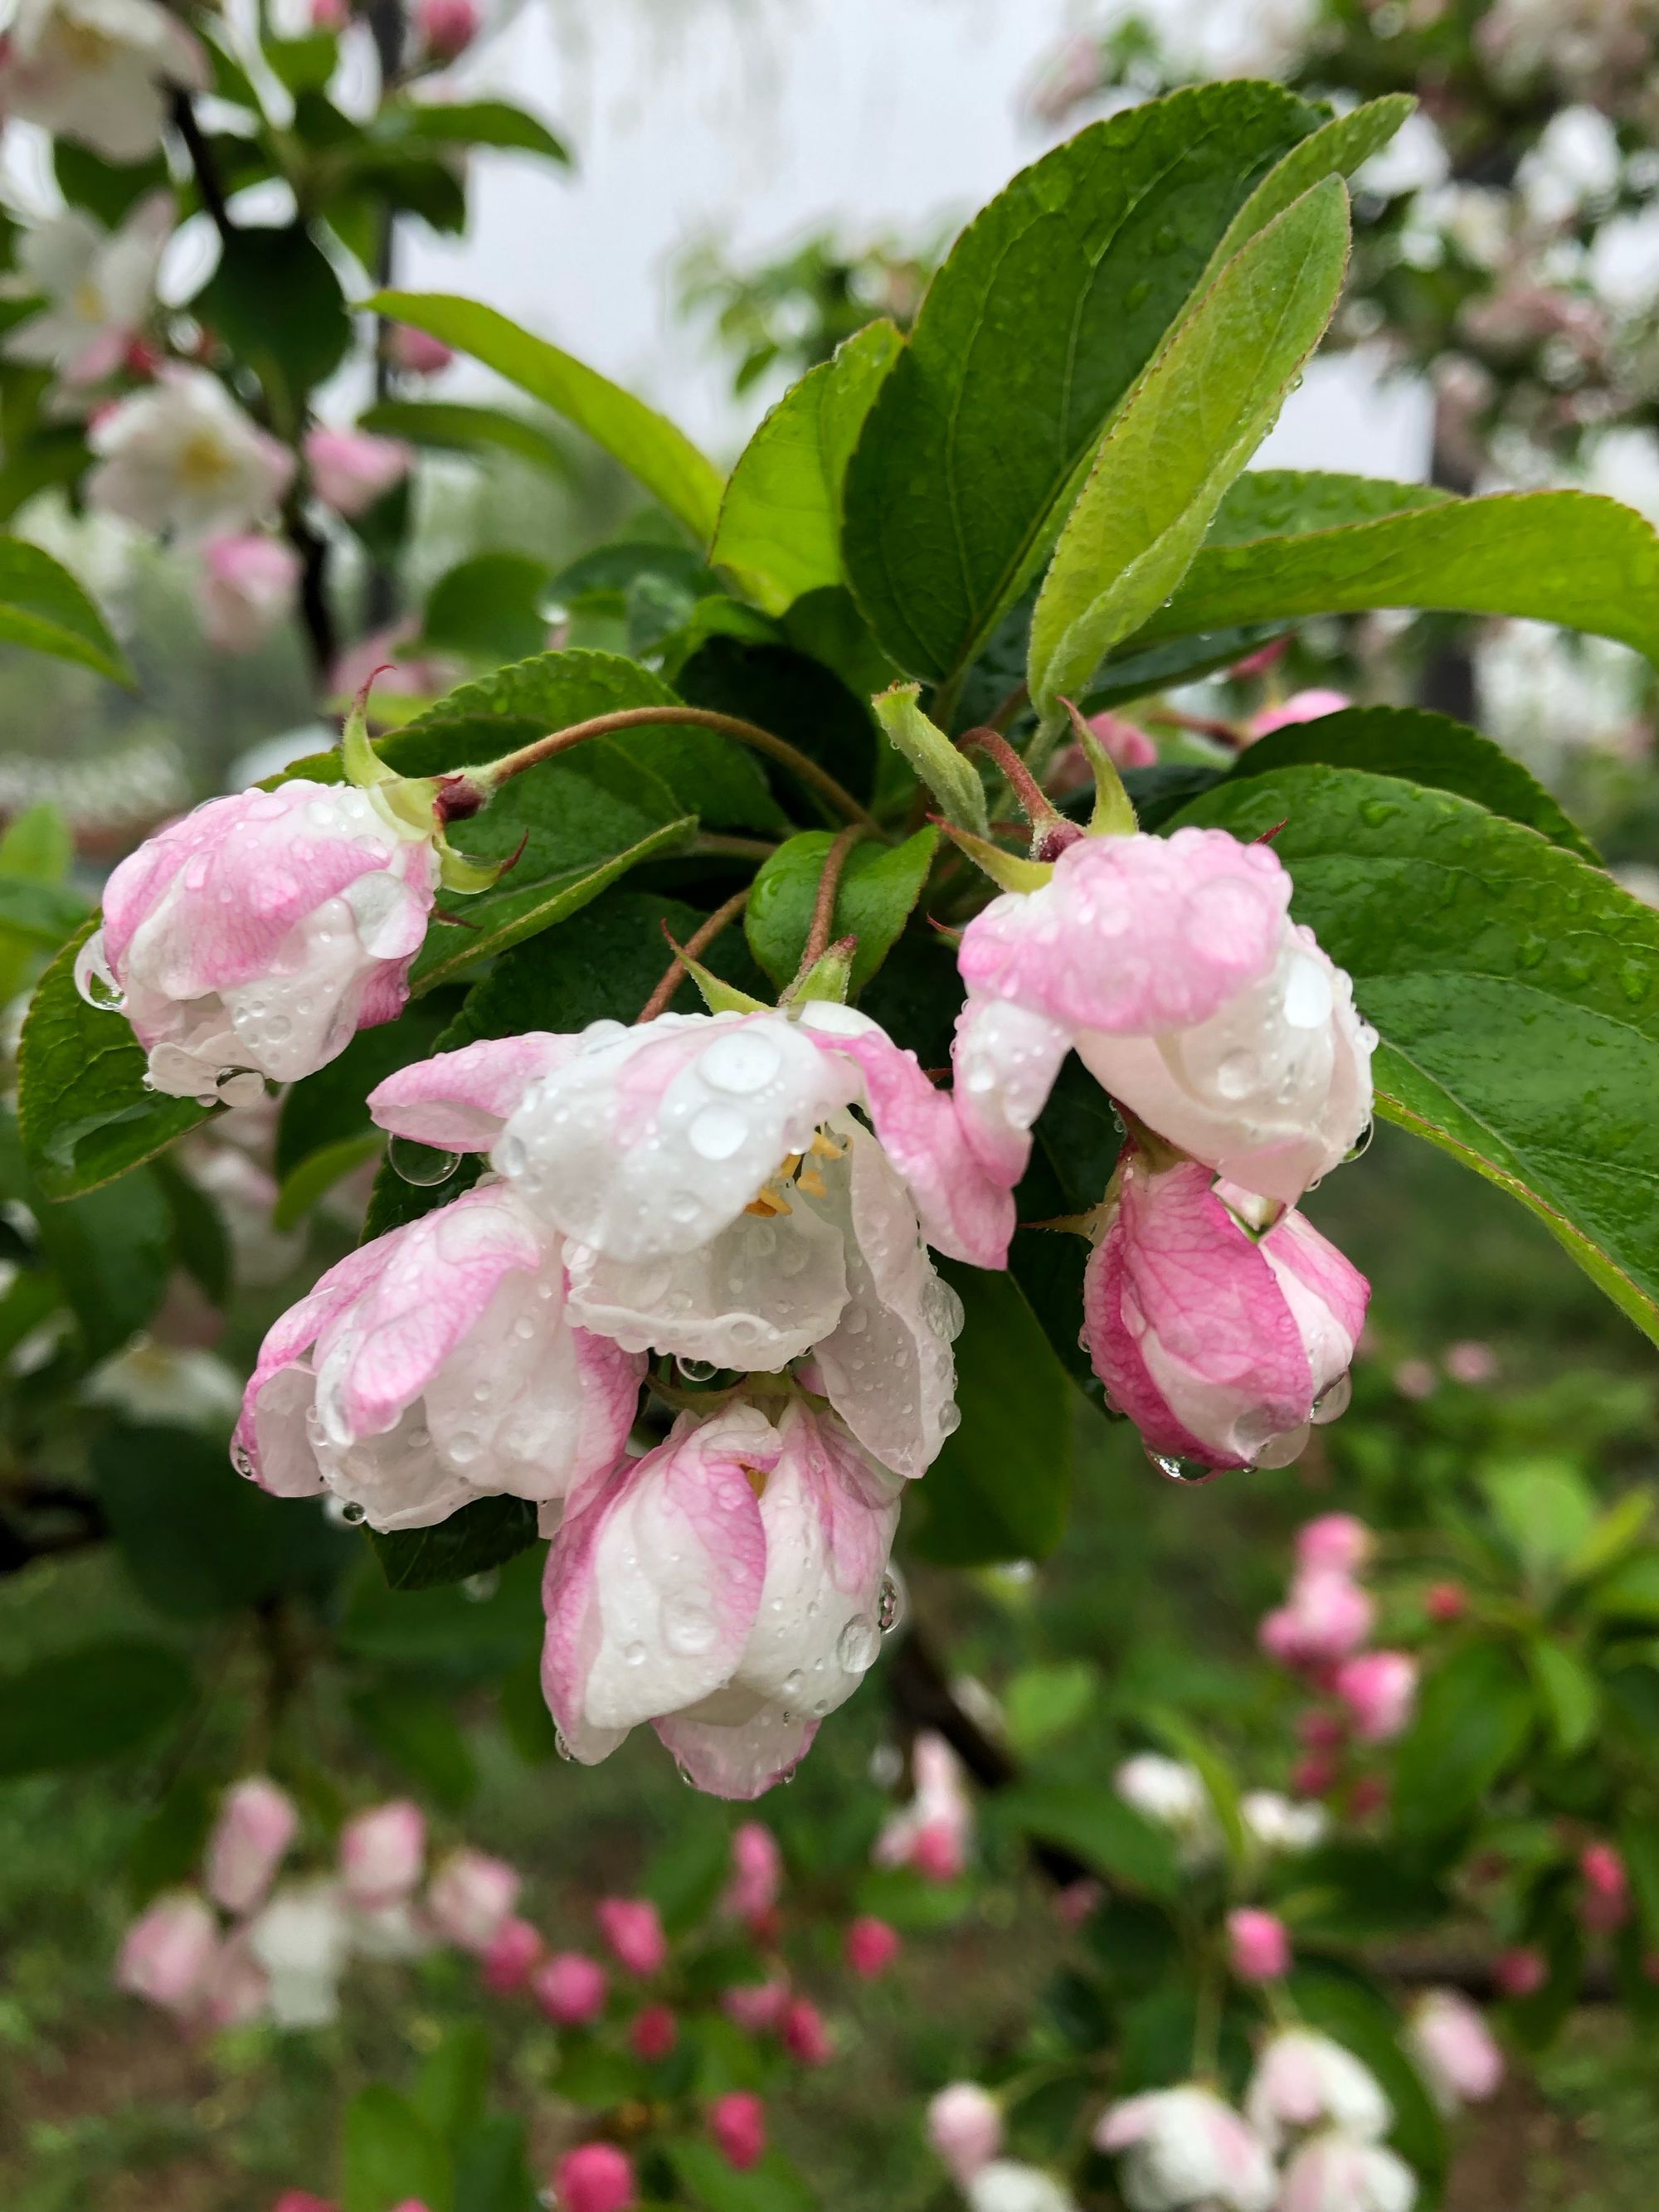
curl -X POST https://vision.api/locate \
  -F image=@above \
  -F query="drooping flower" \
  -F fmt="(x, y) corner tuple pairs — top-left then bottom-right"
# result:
(338, 1800), (426, 1910)
(204, 1776), (299, 1915)
(927, 2082), (1005, 2187)
(1094, 2085), (1277, 2212)
(197, 533), (303, 654)
(874, 1729), (975, 1879)
(370, 1004), (1006, 1480)
(87, 367), (294, 540)
(246, 1880), (352, 2029)
(1277, 2132), (1417, 2212)
(115, 1891), (220, 2019)
(0, 0), (208, 158)
(953, 828), (1373, 1217)
(708, 2090), (766, 2171)
(1084, 1149), (1369, 1474)
(2, 192), (171, 386)
(1405, 1990), (1504, 2112)
(304, 425), (414, 519)
(542, 1398), (902, 1799)
(76, 776), (440, 1104)
(1246, 2029), (1391, 2151)
(1260, 1571), (1376, 1670)
(596, 1897), (668, 1977)
(426, 1849), (519, 1953)
(233, 1179), (642, 1531)
(1228, 1906), (1292, 1981)
(1333, 1651), (1418, 1743)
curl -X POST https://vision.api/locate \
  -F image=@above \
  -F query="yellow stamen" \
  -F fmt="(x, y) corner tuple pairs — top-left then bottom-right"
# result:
(810, 1130), (845, 1160)
(796, 1166), (827, 1198)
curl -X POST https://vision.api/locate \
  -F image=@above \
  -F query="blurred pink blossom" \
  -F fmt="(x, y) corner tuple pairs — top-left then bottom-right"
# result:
(205, 1777), (298, 1916)
(533, 1952), (608, 2026)
(844, 1916), (902, 1979)
(708, 2091), (766, 2171)
(630, 2002), (679, 2060)
(1249, 688), (1351, 740)
(480, 1918), (544, 1996)
(596, 1897), (667, 1977)
(1334, 1652), (1418, 1743)
(1228, 1907), (1292, 1981)
(552, 2143), (636, 2212)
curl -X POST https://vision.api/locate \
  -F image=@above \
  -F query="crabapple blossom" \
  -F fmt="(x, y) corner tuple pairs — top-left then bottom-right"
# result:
(722, 1977), (788, 2033)
(1259, 1573), (1376, 1670)
(875, 1730), (975, 1879)
(1424, 1581), (1467, 1622)
(115, 1891), (219, 2017)
(77, 776), (441, 1103)
(274, 2195), (336, 2212)
(389, 323), (455, 376)
(724, 1821), (784, 1928)
(1277, 2132), (1418, 2212)
(1094, 2085), (1277, 2212)
(1240, 1790), (1328, 1855)
(596, 1897), (667, 1976)
(1246, 2030), (1391, 2151)
(781, 1994), (833, 2064)
(246, 1881), (352, 2028)
(630, 2002), (678, 2059)
(708, 2090), (766, 2170)
(552, 2143), (637, 2212)
(1295, 1514), (1371, 1576)
(543, 1397), (901, 1797)
(203, 1932), (269, 2028)
(197, 534), (303, 654)
(234, 1179), (642, 1530)
(1248, 688), (1350, 740)
(416, 0), (479, 60)
(952, 826), (1374, 1215)
(1443, 1339), (1498, 1384)
(1086, 1150), (1369, 1473)
(967, 2165), (1081, 2212)
(1406, 1991), (1504, 2112)
(1228, 1907), (1292, 1981)
(1580, 1841), (1630, 1932)
(928, 2082), (1005, 2186)
(87, 368), (294, 540)
(845, 1915), (902, 1977)
(371, 1004), (1002, 1480)
(533, 1951), (608, 2025)
(1114, 1753), (1215, 1860)
(1334, 1652), (1418, 1743)
(338, 1801), (426, 1910)
(304, 426), (413, 518)
(1493, 1947), (1546, 1997)
(2, 192), (171, 386)
(480, 1918), (543, 1995)
(426, 1849), (519, 1953)
(0, 0), (208, 158)
(204, 1776), (298, 1914)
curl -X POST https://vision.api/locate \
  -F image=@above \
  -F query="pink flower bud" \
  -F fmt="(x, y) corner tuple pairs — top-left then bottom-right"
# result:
(927, 2083), (1004, 2186)
(309, 0), (347, 26)
(304, 426), (412, 519)
(274, 2195), (337, 2212)
(206, 1777), (298, 1915)
(781, 1995), (833, 2066)
(909, 1816), (967, 1883)
(339, 1800), (426, 1911)
(197, 533), (302, 654)
(1228, 636), (1291, 680)
(1580, 1842), (1629, 1932)
(629, 2002), (679, 2060)
(1084, 709), (1157, 771)
(426, 1850), (520, 1955)
(1291, 1752), (1339, 1798)
(724, 1821), (783, 1927)
(1227, 1907), (1292, 1981)
(1334, 1651), (1418, 1743)
(708, 2090), (766, 2171)
(844, 1916), (902, 1979)
(481, 1917), (544, 1996)
(116, 1892), (219, 2016)
(1294, 1514), (1371, 1577)
(1494, 1946), (1546, 1998)
(388, 324), (454, 376)
(1443, 1339), (1498, 1384)
(416, 0), (479, 60)
(1408, 1989), (1503, 2111)
(722, 1978), (788, 2035)
(596, 1897), (666, 1977)
(552, 2143), (636, 2212)
(1054, 1878), (1104, 1929)
(1348, 1773), (1390, 1819)
(1297, 1709), (1348, 1752)
(1260, 1572), (1376, 1672)
(1248, 688), (1350, 740)
(1425, 1582), (1466, 1622)
(533, 1951), (608, 2026)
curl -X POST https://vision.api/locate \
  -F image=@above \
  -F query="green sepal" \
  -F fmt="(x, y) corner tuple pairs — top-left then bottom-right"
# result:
(340, 688), (397, 788)
(872, 682), (990, 837)
(679, 951), (770, 1016)
(943, 824), (1052, 895)
(786, 934), (856, 1007)
(435, 838), (508, 894)
(1061, 698), (1137, 837)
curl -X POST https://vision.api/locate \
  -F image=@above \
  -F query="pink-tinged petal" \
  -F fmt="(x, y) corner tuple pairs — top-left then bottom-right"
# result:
(797, 1001), (1017, 1268)
(1249, 688), (1350, 740)
(959, 828), (1290, 1036)
(205, 1776), (298, 1914)
(236, 1234), (392, 1488)
(368, 1033), (572, 1150)
(1265, 1209), (1370, 1356)
(949, 993), (1073, 1196)
(304, 426), (412, 518)
(540, 1406), (778, 1765)
(653, 1699), (820, 1801)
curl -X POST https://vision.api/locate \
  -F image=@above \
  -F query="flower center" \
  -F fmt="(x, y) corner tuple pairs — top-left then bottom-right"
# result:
(178, 431), (234, 489)
(742, 1126), (844, 1217)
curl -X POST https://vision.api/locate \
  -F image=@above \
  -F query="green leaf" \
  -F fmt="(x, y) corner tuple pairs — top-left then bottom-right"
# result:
(197, 225), (351, 413)
(419, 552), (552, 664)
(712, 320), (902, 615)
(343, 2085), (452, 2212)
(1028, 177), (1351, 727)
(1169, 766), (1659, 1343)
(453, 2115), (536, 2212)
(1481, 1456), (1598, 1582)
(374, 97), (571, 164)
(870, 683), (988, 835)
(1225, 703), (1598, 860)
(417, 2022), (491, 2148)
(992, 1781), (1179, 1900)
(360, 397), (576, 481)
(367, 292), (723, 542)
(840, 81), (1324, 688)
(1272, 1842), (1449, 1939)
(667, 2140), (817, 2212)
(153, 1153), (231, 1305)
(674, 634), (878, 814)
(34, 1162), (172, 1359)
(0, 875), (89, 947)
(276, 992), (461, 1187)
(1003, 1661), (1099, 1757)
(17, 921), (210, 1197)
(1204, 95), (1413, 271)
(1585, 1552), (1659, 1625)
(0, 800), (71, 883)
(0, 535), (131, 684)
(744, 827), (935, 994)
(1525, 1636), (1600, 1755)
(0, 1637), (193, 1777)
(1206, 466), (1448, 545)
(1145, 1708), (1248, 1864)
(350, 1684), (479, 1810)
(1393, 1640), (1535, 1840)
(369, 1495), (541, 1592)
(907, 1262), (1073, 1564)
(1564, 1491), (1652, 1585)
(1136, 489), (1659, 664)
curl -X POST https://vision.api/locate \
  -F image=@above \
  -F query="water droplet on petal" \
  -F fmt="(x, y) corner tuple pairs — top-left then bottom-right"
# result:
(1310, 1372), (1352, 1426)
(1345, 1119), (1374, 1162)
(389, 1135), (462, 1186)
(676, 1356), (718, 1385)
(1252, 1422), (1311, 1471)
(878, 1570), (906, 1635)
(1145, 1445), (1222, 1485)
(340, 1499), (367, 1524)
(837, 1614), (880, 1673)
(231, 1439), (255, 1480)
(554, 1726), (574, 1762)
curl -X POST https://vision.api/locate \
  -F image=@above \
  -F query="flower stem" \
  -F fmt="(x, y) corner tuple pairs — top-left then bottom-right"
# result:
(799, 824), (864, 972)
(957, 726), (1063, 832)
(470, 706), (883, 834)
(636, 887), (752, 1023)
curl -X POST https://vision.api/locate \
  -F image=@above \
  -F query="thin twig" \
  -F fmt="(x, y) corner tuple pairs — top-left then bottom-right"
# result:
(170, 90), (234, 246)
(635, 887), (752, 1023)
(958, 726), (1061, 829)
(798, 824), (864, 973)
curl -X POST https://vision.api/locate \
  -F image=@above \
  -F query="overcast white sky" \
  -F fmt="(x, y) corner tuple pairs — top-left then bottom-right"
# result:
(400, 0), (1433, 473)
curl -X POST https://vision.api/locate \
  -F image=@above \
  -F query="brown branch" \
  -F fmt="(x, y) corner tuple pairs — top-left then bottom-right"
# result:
(636, 888), (752, 1023)
(797, 824), (864, 974)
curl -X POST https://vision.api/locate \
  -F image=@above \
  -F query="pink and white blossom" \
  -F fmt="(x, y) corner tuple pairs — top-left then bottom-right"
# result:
(78, 777), (439, 1102)
(1333, 1651), (1418, 1743)
(197, 534), (303, 654)
(204, 1776), (298, 1915)
(724, 1821), (784, 1928)
(234, 1180), (641, 1531)
(1277, 2132), (1417, 2212)
(338, 1800), (426, 1910)
(596, 1897), (667, 1977)
(1405, 1990), (1504, 2112)
(533, 1950), (608, 2025)
(927, 2081), (1005, 2186)
(1260, 1573), (1376, 1670)
(954, 828), (1373, 1214)
(115, 1891), (219, 2018)
(304, 426), (413, 519)
(416, 0), (479, 60)
(542, 1398), (901, 1799)
(2, 192), (171, 386)
(552, 2143), (637, 2212)
(88, 368), (294, 540)
(0, 0), (208, 159)
(1085, 1150), (1369, 1473)
(875, 1730), (975, 1879)
(1240, 1790), (1328, 1855)
(1114, 1753), (1214, 1852)
(1248, 688), (1351, 741)
(1295, 1514), (1371, 1576)
(1246, 2030), (1391, 2151)
(426, 1849), (519, 1953)
(967, 2165), (1080, 2212)
(246, 1880), (352, 2028)
(1095, 2085), (1277, 2212)
(708, 2090), (766, 2171)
